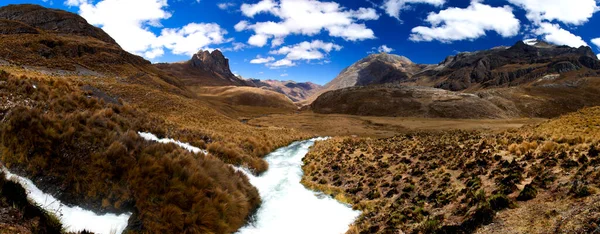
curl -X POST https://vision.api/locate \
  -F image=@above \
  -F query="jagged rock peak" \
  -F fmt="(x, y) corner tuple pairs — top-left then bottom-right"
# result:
(190, 49), (232, 75)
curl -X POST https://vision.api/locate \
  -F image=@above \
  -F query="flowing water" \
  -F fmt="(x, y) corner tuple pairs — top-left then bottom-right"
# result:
(1, 168), (131, 234)
(236, 138), (361, 234)
(1, 134), (359, 234)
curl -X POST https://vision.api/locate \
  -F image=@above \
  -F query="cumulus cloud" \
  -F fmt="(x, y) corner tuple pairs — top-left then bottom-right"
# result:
(280, 73), (289, 77)
(409, 1), (520, 42)
(217, 2), (236, 10)
(69, 0), (229, 59)
(270, 59), (295, 67)
(250, 55), (276, 64)
(375, 45), (394, 53)
(263, 40), (342, 67)
(507, 0), (599, 25)
(237, 0), (378, 47)
(593, 38), (600, 51)
(532, 23), (588, 48)
(381, 0), (445, 21)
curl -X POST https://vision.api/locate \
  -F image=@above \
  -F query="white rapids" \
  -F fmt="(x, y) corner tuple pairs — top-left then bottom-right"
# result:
(1, 168), (131, 234)
(236, 138), (361, 234)
(138, 132), (208, 155)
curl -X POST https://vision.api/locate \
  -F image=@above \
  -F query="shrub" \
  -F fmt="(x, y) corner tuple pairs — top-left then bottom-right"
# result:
(489, 193), (512, 210)
(517, 184), (537, 201)
(0, 74), (260, 233)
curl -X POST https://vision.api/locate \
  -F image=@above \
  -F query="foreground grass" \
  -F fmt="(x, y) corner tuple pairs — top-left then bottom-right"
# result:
(302, 108), (600, 233)
(0, 70), (262, 233)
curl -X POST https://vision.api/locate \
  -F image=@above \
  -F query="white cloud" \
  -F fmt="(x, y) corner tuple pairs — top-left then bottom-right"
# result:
(270, 59), (295, 67)
(533, 23), (588, 48)
(381, 0), (445, 21)
(157, 23), (228, 56)
(217, 2), (236, 10)
(238, 0), (378, 47)
(241, 0), (278, 17)
(234, 20), (250, 31)
(280, 73), (289, 77)
(507, 0), (599, 25)
(70, 0), (229, 60)
(248, 34), (270, 47)
(375, 45), (394, 53)
(409, 1), (520, 42)
(267, 40), (341, 67)
(250, 56), (276, 64)
(270, 40), (342, 60)
(592, 38), (600, 48)
(144, 48), (164, 59)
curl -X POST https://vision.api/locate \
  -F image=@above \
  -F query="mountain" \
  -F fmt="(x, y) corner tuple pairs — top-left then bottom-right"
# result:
(0, 4), (303, 234)
(0, 4), (186, 94)
(418, 40), (600, 91)
(246, 79), (322, 102)
(303, 53), (426, 104)
(311, 84), (509, 118)
(310, 41), (600, 118)
(155, 50), (253, 87)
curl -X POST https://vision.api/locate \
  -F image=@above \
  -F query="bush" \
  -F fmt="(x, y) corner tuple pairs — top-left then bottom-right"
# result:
(489, 193), (512, 210)
(517, 184), (537, 201)
(0, 74), (260, 233)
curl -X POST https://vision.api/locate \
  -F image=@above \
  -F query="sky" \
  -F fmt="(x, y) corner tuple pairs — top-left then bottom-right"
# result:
(2, 0), (600, 85)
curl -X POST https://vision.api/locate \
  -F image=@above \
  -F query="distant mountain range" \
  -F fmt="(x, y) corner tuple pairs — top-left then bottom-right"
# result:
(310, 40), (600, 118)
(246, 79), (322, 102)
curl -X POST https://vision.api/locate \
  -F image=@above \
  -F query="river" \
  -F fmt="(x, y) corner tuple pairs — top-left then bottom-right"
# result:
(2, 135), (359, 234)
(236, 138), (361, 234)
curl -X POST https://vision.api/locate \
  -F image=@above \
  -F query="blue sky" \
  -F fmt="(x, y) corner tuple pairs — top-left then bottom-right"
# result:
(2, 0), (600, 85)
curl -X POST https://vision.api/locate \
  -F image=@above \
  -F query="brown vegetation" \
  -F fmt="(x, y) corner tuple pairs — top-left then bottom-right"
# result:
(0, 70), (261, 233)
(302, 107), (600, 233)
(192, 86), (297, 109)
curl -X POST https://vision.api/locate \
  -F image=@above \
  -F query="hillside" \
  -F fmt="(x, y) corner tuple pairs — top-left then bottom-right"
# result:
(192, 85), (297, 109)
(311, 84), (509, 118)
(302, 106), (600, 233)
(247, 79), (322, 102)
(304, 53), (426, 104)
(0, 4), (308, 233)
(0, 4), (187, 95)
(311, 41), (600, 119)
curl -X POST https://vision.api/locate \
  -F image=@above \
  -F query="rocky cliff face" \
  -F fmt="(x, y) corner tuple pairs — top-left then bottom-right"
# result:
(421, 41), (600, 91)
(247, 79), (322, 102)
(155, 50), (252, 87)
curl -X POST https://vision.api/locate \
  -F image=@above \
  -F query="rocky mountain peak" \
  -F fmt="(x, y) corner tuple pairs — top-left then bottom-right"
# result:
(190, 49), (233, 77)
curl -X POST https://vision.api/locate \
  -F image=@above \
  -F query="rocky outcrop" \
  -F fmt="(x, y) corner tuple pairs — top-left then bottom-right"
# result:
(246, 79), (322, 102)
(155, 50), (253, 87)
(0, 4), (117, 44)
(423, 41), (600, 91)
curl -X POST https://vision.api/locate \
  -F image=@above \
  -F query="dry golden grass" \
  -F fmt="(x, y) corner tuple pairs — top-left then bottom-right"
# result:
(248, 111), (543, 138)
(0, 70), (264, 233)
(191, 86), (297, 110)
(301, 107), (600, 233)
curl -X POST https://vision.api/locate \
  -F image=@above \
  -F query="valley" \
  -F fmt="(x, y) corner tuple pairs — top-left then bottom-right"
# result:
(0, 3), (599, 234)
